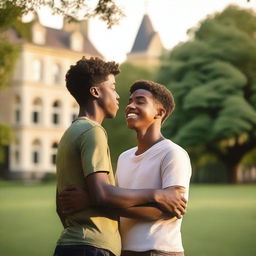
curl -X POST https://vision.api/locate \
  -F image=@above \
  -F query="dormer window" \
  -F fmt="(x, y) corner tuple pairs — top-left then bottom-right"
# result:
(70, 32), (83, 52)
(32, 23), (46, 45)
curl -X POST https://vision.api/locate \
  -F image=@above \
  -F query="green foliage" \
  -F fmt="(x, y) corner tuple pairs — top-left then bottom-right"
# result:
(193, 162), (229, 183)
(240, 148), (256, 166)
(0, 1), (25, 31)
(103, 62), (155, 170)
(157, 5), (256, 182)
(0, 124), (13, 163)
(0, 0), (124, 28)
(0, 36), (19, 90)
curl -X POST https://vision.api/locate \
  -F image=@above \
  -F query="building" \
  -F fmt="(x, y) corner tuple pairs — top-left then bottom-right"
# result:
(126, 14), (165, 68)
(0, 17), (102, 180)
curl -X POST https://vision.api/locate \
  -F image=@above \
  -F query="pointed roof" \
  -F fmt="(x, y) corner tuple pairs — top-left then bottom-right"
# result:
(130, 14), (157, 53)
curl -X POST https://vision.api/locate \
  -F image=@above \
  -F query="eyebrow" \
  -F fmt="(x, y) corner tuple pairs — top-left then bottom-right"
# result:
(129, 95), (147, 101)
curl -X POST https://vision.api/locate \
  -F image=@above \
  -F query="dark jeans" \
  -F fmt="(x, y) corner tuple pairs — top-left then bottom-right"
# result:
(54, 244), (115, 256)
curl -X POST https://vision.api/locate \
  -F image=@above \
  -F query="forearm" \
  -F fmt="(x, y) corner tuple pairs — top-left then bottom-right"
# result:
(91, 183), (160, 209)
(108, 204), (176, 221)
(56, 190), (67, 228)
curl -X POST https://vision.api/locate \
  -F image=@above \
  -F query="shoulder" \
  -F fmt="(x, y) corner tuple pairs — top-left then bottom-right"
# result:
(73, 119), (108, 144)
(162, 139), (190, 162)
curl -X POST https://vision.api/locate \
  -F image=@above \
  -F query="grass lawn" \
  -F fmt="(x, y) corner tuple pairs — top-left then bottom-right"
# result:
(0, 181), (255, 256)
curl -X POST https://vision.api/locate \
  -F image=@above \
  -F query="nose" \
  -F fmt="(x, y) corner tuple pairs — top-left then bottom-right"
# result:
(125, 101), (135, 111)
(116, 92), (120, 100)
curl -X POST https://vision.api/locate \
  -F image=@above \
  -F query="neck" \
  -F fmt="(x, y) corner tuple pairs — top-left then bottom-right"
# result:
(135, 124), (164, 155)
(78, 101), (105, 124)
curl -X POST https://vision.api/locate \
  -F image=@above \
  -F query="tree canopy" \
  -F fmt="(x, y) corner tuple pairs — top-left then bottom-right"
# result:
(0, 0), (124, 29)
(157, 5), (256, 182)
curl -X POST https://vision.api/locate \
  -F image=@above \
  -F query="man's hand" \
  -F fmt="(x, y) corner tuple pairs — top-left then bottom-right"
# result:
(59, 185), (91, 215)
(155, 186), (187, 219)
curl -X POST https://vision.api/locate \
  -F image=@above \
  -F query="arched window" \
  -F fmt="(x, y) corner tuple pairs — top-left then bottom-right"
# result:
(32, 59), (43, 81)
(71, 102), (78, 122)
(52, 63), (62, 84)
(52, 100), (61, 125)
(32, 98), (42, 124)
(51, 142), (58, 165)
(14, 95), (21, 124)
(31, 139), (41, 165)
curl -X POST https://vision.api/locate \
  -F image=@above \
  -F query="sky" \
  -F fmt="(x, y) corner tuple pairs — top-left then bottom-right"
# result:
(37, 0), (255, 62)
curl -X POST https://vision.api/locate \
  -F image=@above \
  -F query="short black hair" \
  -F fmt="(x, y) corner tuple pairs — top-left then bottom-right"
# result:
(130, 80), (175, 122)
(66, 56), (120, 105)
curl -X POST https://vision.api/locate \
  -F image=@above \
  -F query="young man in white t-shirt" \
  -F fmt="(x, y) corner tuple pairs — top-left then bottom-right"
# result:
(59, 80), (191, 256)
(116, 80), (191, 256)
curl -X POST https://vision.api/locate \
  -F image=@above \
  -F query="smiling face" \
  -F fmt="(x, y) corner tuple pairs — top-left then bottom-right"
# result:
(97, 74), (120, 118)
(125, 89), (164, 130)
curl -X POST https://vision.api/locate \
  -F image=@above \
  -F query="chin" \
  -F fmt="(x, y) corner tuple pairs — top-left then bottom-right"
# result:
(106, 111), (118, 119)
(126, 121), (137, 130)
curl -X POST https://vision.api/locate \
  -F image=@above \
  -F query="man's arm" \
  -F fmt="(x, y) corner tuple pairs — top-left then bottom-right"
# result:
(109, 203), (176, 221)
(77, 126), (186, 218)
(56, 189), (67, 228)
(59, 185), (183, 220)
(85, 172), (186, 218)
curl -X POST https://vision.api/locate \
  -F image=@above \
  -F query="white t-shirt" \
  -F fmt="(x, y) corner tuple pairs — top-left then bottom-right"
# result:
(115, 139), (192, 253)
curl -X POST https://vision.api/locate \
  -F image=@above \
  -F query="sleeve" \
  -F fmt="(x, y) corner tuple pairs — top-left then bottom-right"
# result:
(161, 147), (192, 195)
(114, 153), (123, 187)
(79, 125), (110, 177)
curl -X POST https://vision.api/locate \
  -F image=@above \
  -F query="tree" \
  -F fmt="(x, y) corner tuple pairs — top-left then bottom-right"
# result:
(103, 62), (155, 170)
(0, 0), (124, 29)
(157, 5), (256, 183)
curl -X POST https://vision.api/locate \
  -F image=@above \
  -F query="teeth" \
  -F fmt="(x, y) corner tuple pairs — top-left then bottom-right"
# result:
(127, 113), (137, 118)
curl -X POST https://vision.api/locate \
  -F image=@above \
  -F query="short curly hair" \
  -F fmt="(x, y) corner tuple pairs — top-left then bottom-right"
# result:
(130, 80), (175, 122)
(66, 56), (120, 105)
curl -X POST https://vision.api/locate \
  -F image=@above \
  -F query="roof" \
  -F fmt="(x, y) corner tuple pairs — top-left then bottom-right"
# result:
(45, 27), (102, 57)
(130, 14), (157, 53)
(6, 24), (103, 58)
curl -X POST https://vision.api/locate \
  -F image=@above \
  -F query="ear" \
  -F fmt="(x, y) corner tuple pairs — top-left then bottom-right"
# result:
(89, 87), (100, 99)
(154, 107), (166, 120)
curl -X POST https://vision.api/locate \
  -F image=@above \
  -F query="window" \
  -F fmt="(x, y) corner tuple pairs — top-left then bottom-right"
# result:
(52, 63), (62, 84)
(33, 151), (39, 164)
(15, 150), (20, 164)
(71, 102), (78, 122)
(32, 98), (42, 124)
(32, 59), (43, 81)
(12, 139), (20, 165)
(14, 95), (21, 124)
(15, 110), (21, 123)
(31, 139), (41, 165)
(51, 142), (58, 165)
(32, 111), (39, 123)
(52, 100), (61, 125)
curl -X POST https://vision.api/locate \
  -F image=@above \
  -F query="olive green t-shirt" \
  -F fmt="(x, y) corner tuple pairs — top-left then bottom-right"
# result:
(56, 117), (121, 256)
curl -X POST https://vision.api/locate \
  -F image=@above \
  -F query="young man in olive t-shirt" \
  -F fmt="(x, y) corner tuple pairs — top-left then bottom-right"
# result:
(54, 57), (187, 256)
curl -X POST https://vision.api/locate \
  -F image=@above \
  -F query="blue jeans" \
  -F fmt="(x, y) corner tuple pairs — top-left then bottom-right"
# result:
(54, 244), (115, 256)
